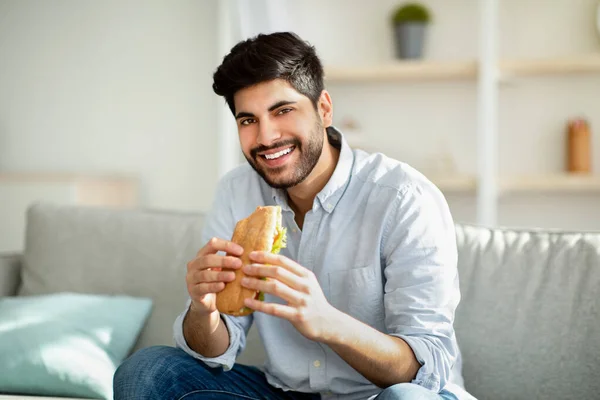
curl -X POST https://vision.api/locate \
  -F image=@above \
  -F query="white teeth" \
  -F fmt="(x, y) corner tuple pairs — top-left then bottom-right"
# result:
(264, 147), (292, 160)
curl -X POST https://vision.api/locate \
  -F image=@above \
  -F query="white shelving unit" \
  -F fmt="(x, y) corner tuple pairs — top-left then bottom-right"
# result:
(323, 1), (600, 226)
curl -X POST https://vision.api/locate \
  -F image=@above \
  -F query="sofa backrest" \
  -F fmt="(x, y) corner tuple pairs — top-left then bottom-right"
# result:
(454, 224), (600, 400)
(20, 203), (205, 352)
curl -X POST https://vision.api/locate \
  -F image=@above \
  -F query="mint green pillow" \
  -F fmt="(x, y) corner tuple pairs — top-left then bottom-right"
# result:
(0, 292), (153, 399)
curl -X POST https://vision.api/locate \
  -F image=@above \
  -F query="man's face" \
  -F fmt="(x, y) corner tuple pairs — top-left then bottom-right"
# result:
(233, 79), (324, 189)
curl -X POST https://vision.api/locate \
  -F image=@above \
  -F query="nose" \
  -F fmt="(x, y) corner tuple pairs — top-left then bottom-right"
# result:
(256, 118), (282, 147)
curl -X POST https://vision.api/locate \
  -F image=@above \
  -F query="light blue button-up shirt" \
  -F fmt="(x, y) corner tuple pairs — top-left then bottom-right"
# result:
(174, 128), (472, 399)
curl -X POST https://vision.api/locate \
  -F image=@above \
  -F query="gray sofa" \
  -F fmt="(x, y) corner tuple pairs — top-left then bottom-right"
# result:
(1, 203), (599, 400)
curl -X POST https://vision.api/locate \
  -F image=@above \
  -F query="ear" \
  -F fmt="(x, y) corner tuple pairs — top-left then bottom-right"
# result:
(317, 90), (333, 128)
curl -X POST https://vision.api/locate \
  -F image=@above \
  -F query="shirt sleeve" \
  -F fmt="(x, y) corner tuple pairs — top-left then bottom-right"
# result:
(382, 180), (461, 392)
(172, 172), (254, 370)
(173, 299), (254, 370)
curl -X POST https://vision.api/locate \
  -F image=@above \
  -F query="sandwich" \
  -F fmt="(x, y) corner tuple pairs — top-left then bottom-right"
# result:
(216, 205), (287, 316)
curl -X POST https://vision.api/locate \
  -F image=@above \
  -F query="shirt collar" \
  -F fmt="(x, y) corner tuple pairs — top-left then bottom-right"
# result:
(271, 126), (355, 214)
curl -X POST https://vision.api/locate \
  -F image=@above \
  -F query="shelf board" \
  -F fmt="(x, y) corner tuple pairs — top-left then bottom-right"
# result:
(429, 175), (478, 192)
(500, 54), (600, 77)
(0, 172), (139, 207)
(500, 174), (600, 194)
(325, 60), (477, 82)
(428, 174), (600, 194)
(324, 54), (600, 82)
(0, 172), (135, 184)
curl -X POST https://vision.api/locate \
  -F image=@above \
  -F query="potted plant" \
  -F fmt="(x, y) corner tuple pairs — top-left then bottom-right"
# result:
(391, 2), (432, 59)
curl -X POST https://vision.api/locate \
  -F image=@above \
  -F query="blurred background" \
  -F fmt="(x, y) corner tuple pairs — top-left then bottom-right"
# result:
(1, 0), (599, 252)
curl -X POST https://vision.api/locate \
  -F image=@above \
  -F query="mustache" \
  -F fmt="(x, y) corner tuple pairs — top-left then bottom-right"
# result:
(251, 139), (301, 159)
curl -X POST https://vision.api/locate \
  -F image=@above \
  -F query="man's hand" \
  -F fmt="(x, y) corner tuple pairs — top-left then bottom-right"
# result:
(186, 237), (244, 316)
(182, 238), (243, 358)
(241, 251), (337, 342)
(241, 251), (421, 388)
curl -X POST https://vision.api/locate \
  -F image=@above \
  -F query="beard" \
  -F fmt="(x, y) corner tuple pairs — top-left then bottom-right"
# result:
(244, 119), (324, 189)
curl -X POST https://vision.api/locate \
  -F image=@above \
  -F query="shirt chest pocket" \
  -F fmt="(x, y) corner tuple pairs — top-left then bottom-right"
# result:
(327, 266), (385, 329)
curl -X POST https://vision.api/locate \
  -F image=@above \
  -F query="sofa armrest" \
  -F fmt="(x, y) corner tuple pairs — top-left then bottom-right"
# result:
(0, 253), (22, 297)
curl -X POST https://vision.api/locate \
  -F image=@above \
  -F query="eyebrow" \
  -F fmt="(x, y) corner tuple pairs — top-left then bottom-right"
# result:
(235, 100), (297, 120)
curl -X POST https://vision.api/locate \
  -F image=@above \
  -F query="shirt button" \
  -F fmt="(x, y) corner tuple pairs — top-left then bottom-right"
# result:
(313, 360), (321, 368)
(326, 203), (333, 210)
(292, 228), (297, 233)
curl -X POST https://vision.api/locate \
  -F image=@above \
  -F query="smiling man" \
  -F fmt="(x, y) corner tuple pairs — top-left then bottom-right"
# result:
(113, 32), (475, 400)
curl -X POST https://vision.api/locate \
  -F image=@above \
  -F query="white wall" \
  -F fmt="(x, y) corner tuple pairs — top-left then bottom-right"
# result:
(284, 0), (600, 231)
(0, 0), (220, 211)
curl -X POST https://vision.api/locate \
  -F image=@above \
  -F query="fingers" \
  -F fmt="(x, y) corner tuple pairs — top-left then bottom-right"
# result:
(244, 298), (298, 320)
(186, 255), (239, 298)
(248, 252), (308, 277)
(242, 264), (309, 294)
(187, 269), (237, 298)
(189, 281), (226, 298)
(190, 269), (237, 285)
(187, 239), (243, 275)
(188, 254), (242, 273)
(198, 237), (243, 257)
(241, 275), (307, 305)
(186, 237), (244, 308)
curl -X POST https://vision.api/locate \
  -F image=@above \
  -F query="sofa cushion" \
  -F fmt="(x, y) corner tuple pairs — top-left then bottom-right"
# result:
(0, 292), (152, 400)
(0, 253), (21, 297)
(454, 224), (600, 400)
(18, 203), (204, 352)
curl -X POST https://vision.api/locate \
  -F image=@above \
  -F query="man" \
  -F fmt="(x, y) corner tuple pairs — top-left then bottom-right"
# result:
(114, 32), (475, 400)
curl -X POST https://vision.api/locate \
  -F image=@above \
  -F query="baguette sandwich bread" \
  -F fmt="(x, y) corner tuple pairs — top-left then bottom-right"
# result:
(216, 205), (287, 316)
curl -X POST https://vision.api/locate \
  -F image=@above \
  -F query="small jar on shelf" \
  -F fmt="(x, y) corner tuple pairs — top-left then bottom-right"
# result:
(566, 118), (592, 174)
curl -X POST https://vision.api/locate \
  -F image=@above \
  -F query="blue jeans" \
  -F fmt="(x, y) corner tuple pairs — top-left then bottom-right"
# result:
(113, 345), (452, 400)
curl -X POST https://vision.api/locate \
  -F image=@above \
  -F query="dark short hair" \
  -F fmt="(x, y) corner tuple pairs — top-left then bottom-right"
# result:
(212, 32), (324, 115)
